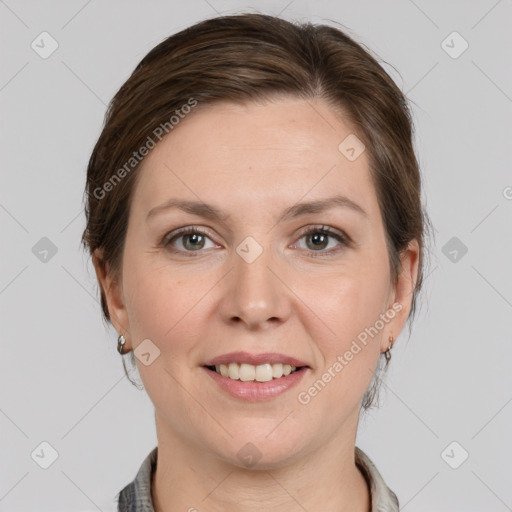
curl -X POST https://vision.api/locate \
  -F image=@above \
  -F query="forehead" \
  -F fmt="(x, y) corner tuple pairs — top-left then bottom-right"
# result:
(131, 97), (379, 222)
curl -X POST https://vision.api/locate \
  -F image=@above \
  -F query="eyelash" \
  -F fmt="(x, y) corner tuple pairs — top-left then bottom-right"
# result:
(161, 225), (350, 258)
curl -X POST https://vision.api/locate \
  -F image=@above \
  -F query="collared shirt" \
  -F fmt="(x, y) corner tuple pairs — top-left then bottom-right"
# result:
(117, 446), (399, 511)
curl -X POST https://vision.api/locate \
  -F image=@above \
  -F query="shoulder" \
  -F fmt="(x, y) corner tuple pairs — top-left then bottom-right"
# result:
(117, 446), (158, 512)
(355, 446), (400, 512)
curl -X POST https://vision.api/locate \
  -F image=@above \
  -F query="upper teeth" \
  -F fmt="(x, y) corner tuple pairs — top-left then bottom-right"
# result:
(214, 363), (297, 382)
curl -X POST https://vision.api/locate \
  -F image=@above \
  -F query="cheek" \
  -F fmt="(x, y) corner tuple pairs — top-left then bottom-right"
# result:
(293, 254), (391, 351)
(295, 282), (386, 416)
(290, 252), (390, 409)
(122, 258), (209, 351)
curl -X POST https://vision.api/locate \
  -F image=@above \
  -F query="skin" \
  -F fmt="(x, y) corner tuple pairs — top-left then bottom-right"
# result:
(94, 96), (419, 512)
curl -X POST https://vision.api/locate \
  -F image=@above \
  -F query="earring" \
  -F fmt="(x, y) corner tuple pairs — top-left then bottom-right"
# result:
(384, 336), (394, 362)
(117, 334), (127, 355)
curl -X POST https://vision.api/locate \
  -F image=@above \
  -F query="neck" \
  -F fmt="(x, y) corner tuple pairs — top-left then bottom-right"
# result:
(151, 414), (370, 512)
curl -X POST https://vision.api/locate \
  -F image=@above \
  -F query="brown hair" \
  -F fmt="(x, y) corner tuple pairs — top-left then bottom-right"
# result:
(81, 13), (431, 409)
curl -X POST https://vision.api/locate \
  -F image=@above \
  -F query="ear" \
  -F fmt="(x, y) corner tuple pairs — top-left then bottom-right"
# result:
(92, 248), (131, 347)
(382, 239), (420, 352)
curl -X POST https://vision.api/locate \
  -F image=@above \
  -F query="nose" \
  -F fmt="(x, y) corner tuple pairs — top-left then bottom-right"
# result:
(218, 242), (292, 330)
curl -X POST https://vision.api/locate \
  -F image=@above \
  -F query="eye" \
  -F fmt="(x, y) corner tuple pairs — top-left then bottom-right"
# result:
(293, 226), (349, 256)
(161, 225), (350, 257)
(162, 227), (217, 254)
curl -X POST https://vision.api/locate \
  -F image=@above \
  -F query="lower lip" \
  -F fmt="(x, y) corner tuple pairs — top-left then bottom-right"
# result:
(202, 366), (308, 401)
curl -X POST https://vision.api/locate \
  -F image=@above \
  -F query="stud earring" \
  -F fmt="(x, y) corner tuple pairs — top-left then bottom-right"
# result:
(117, 334), (127, 355)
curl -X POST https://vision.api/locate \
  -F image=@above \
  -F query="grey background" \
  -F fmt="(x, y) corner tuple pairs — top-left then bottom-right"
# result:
(1, 0), (511, 510)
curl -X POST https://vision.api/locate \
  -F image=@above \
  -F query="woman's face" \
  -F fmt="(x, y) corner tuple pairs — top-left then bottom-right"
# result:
(99, 97), (418, 468)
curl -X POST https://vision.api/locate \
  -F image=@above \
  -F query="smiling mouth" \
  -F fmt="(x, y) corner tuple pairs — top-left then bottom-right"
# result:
(204, 363), (306, 382)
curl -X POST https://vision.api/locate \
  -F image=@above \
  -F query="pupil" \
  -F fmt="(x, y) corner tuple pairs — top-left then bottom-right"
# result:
(308, 233), (327, 250)
(185, 233), (204, 250)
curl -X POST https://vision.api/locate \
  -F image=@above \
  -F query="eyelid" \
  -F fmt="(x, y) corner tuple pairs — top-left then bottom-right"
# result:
(162, 226), (213, 243)
(291, 225), (351, 255)
(295, 224), (350, 243)
(161, 226), (218, 250)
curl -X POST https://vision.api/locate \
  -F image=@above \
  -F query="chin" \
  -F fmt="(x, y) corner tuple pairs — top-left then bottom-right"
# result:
(209, 428), (309, 471)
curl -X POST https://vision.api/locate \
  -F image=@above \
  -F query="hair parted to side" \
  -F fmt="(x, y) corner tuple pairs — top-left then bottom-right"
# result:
(81, 13), (432, 410)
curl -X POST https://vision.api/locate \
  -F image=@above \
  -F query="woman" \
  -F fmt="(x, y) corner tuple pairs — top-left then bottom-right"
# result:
(82, 12), (429, 512)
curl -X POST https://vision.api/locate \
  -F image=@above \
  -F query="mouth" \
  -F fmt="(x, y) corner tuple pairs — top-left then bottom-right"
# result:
(202, 351), (310, 383)
(202, 359), (310, 401)
(204, 362), (306, 382)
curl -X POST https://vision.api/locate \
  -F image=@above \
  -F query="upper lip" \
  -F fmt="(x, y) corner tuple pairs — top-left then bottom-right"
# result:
(203, 351), (309, 367)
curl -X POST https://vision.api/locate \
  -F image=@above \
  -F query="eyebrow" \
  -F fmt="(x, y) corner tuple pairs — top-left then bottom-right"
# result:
(146, 194), (367, 224)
